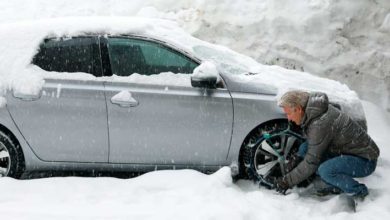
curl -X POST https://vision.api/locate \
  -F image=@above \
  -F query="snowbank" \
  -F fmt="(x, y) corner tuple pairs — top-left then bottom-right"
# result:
(2, 0), (388, 110)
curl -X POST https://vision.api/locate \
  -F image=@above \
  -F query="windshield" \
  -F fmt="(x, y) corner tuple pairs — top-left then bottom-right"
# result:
(192, 45), (260, 75)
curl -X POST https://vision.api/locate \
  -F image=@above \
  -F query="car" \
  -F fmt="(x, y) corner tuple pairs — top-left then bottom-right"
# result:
(0, 17), (366, 180)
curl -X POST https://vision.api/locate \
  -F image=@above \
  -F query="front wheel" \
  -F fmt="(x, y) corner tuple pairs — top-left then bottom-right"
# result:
(240, 121), (304, 181)
(0, 131), (25, 178)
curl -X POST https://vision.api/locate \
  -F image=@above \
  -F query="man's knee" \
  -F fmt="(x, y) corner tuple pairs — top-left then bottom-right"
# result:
(317, 161), (333, 180)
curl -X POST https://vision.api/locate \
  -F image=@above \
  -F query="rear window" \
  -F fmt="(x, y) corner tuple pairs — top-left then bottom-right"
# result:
(32, 37), (101, 77)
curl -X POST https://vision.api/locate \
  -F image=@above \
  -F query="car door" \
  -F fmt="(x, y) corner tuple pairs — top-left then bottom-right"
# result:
(103, 37), (233, 166)
(6, 37), (109, 162)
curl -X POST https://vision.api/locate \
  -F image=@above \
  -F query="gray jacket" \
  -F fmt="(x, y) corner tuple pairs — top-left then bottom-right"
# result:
(285, 92), (380, 186)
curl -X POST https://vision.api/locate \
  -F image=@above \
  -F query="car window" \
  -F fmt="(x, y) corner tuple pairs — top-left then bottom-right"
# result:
(32, 37), (102, 77)
(107, 38), (198, 76)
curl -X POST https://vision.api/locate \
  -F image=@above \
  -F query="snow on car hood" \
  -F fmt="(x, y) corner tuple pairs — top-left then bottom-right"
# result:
(0, 16), (363, 119)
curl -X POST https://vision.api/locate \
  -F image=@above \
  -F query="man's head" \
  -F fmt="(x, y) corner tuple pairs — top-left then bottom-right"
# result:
(278, 90), (309, 125)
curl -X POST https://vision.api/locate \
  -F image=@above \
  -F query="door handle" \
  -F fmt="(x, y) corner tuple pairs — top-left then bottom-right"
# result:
(110, 91), (139, 107)
(13, 92), (41, 101)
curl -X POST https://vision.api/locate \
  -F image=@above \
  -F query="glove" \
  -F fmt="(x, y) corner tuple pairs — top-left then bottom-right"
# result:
(263, 176), (290, 194)
(274, 177), (290, 194)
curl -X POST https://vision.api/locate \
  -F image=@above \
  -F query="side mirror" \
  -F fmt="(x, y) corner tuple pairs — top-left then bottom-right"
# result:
(191, 75), (218, 89)
(191, 61), (219, 89)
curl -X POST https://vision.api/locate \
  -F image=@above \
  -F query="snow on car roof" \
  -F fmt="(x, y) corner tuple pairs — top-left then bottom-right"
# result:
(0, 16), (199, 70)
(0, 16), (199, 95)
(0, 16), (362, 118)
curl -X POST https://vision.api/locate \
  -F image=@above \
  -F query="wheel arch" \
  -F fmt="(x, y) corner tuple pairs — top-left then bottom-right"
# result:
(0, 122), (26, 178)
(0, 123), (23, 152)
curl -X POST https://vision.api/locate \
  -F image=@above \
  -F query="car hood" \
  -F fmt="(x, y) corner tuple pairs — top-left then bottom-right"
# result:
(221, 73), (278, 95)
(217, 64), (365, 122)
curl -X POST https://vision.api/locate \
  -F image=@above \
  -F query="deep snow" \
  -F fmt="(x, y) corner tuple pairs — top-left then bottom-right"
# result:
(0, 16), (366, 120)
(0, 1), (389, 219)
(0, 0), (388, 111)
(0, 101), (389, 220)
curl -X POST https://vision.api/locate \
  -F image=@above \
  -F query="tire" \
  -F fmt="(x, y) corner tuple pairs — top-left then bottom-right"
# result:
(240, 120), (304, 181)
(0, 131), (25, 178)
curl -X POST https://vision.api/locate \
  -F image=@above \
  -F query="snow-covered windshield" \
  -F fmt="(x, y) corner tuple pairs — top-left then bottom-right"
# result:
(193, 45), (249, 74)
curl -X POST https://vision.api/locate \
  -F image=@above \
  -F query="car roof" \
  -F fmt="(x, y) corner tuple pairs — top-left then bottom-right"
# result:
(2, 16), (248, 74)
(0, 16), (262, 77)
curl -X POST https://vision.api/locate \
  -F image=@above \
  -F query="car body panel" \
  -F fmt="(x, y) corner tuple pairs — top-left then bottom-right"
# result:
(220, 73), (278, 95)
(105, 81), (233, 166)
(6, 79), (109, 162)
(0, 106), (41, 171)
(227, 92), (286, 162)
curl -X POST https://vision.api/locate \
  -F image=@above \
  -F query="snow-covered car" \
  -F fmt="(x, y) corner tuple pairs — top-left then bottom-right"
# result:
(0, 17), (366, 179)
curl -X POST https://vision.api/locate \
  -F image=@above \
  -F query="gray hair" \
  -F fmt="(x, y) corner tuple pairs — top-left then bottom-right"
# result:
(278, 90), (310, 108)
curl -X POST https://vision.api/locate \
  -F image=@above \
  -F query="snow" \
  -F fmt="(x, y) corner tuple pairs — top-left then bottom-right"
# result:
(8, 72), (45, 98)
(192, 61), (220, 82)
(111, 90), (137, 107)
(0, 16), (364, 118)
(0, 150), (9, 158)
(56, 84), (62, 99)
(111, 90), (133, 103)
(0, 97), (6, 108)
(0, 0), (389, 110)
(242, 64), (358, 107)
(106, 73), (192, 87)
(0, 1), (389, 219)
(379, 13), (390, 33)
(0, 101), (388, 219)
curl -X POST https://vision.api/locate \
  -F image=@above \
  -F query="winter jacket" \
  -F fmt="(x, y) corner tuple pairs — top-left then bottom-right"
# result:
(284, 92), (380, 187)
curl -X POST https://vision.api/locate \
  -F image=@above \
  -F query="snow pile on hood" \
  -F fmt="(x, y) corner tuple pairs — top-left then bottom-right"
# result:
(249, 65), (361, 118)
(222, 63), (362, 119)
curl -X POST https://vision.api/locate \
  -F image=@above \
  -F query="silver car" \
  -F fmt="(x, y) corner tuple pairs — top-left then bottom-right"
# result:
(0, 18), (365, 180)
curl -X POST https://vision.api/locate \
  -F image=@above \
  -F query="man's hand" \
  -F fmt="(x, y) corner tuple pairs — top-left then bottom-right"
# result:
(264, 176), (290, 195)
(274, 177), (289, 194)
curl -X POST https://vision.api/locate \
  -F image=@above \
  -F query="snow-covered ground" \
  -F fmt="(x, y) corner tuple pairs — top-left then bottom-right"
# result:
(0, 101), (389, 219)
(0, 1), (389, 219)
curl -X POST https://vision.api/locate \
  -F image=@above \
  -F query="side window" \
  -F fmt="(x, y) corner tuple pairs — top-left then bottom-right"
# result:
(32, 37), (101, 76)
(107, 38), (198, 76)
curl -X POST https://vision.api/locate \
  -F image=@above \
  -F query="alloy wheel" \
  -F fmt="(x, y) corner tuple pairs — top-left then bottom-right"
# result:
(0, 142), (11, 177)
(251, 133), (300, 178)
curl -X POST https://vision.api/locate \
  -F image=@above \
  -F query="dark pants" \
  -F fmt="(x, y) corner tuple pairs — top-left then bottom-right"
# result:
(297, 142), (377, 196)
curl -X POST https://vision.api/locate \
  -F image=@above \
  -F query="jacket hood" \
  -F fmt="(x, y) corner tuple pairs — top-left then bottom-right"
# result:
(301, 92), (329, 128)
